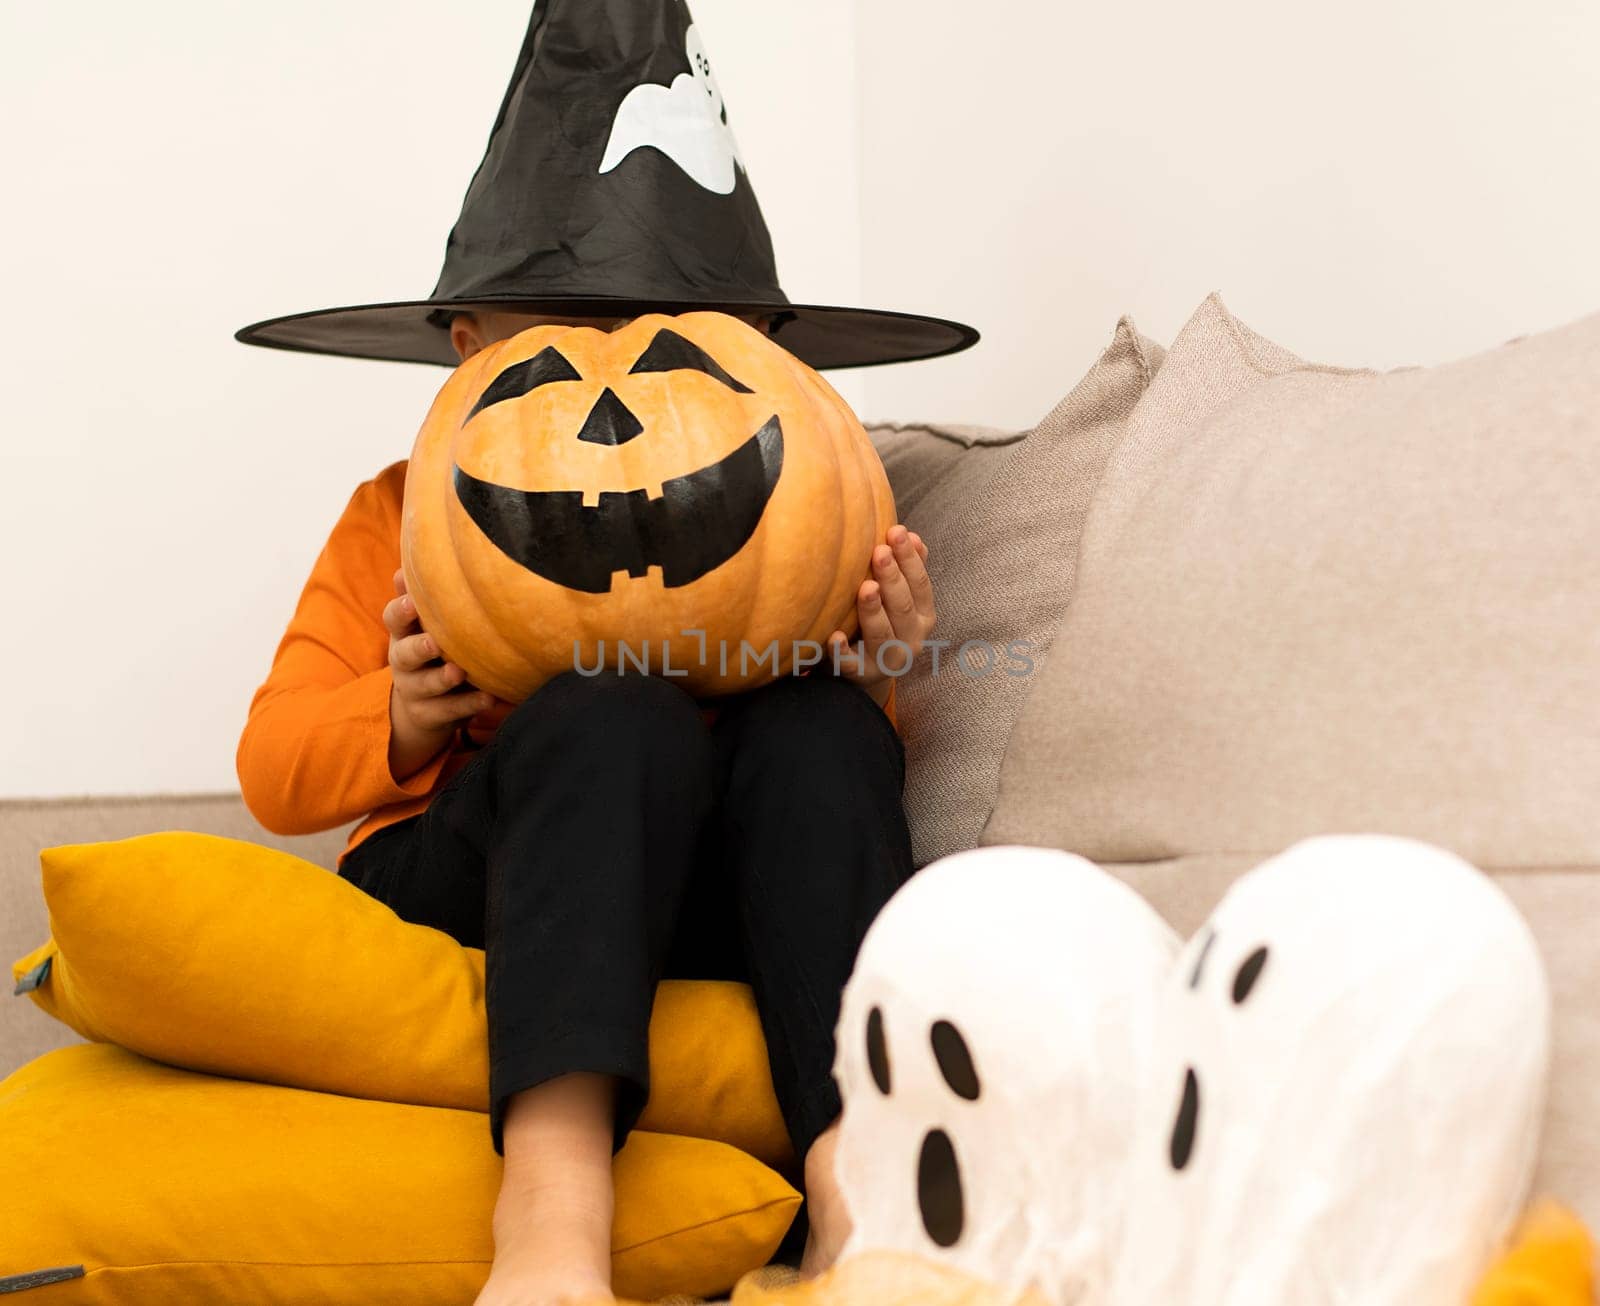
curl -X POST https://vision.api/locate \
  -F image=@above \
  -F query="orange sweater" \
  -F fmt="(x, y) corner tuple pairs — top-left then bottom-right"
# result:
(238, 461), (484, 862)
(239, 460), (892, 863)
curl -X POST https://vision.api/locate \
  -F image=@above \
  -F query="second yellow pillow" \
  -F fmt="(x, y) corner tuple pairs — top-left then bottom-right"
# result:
(11, 832), (791, 1169)
(0, 1043), (799, 1303)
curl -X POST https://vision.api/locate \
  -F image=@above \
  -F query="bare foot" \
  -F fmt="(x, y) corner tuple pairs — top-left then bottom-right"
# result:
(474, 1074), (618, 1306)
(474, 1185), (614, 1306)
(798, 1122), (853, 1278)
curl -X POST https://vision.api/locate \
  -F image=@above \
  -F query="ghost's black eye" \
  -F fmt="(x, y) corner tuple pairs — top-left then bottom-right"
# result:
(866, 1006), (892, 1095)
(629, 328), (753, 393)
(917, 1128), (965, 1247)
(466, 347), (582, 421)
(1232, 947), (1269, 1004)
(929, 1020), (981, 1101)
(1169, 1067), (1200, 1171)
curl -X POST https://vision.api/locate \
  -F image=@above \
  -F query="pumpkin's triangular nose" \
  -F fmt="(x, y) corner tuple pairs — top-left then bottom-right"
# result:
(576, 387), (644, 446)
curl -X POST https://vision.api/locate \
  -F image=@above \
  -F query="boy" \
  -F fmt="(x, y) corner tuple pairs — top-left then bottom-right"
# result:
(236, 6), (975, 1303)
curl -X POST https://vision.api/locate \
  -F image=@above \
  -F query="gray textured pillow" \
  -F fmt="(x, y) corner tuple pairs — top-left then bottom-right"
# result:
(986, 294), (1600, 867)
(874, 320), (1166, 865)
(870, 422), (1027, 521)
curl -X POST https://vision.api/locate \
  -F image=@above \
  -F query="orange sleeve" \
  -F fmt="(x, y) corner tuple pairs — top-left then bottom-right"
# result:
(236, 460), (453, 837)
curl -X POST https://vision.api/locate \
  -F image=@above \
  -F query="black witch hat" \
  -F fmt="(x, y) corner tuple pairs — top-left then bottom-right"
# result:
(236, 0), (978, 371)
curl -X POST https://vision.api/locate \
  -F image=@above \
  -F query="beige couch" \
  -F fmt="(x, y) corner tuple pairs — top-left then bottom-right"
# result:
(6, 803), (1593, 1232)
(5, 296), (1597, 1233)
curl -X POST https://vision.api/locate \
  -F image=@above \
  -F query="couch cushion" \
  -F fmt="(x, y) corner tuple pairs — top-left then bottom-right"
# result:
(1087, 852), (1600, 1234)
(987, 294), (1600, 867)
(870, 421), (1026, 521)
(877, 321), (1165, 865)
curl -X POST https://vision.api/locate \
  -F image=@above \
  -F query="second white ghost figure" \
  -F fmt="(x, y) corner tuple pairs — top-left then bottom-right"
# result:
(1110, 835), (1550, 1306)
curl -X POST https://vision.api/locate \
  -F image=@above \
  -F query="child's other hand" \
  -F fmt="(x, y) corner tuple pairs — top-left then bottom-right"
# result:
(827, 526), (935, 707)
(385, 568), (494, 780)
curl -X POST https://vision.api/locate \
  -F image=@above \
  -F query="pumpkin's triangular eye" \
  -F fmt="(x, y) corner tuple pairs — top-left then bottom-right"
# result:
(466, 346), (582, 421)
(628, 328), (753, 393)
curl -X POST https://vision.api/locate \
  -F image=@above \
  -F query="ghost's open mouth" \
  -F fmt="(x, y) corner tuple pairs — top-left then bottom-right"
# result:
(454, 415), (783, 593)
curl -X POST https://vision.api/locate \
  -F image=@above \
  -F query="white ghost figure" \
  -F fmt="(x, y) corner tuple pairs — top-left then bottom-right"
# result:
(1110, 834), (1551, 1306)
(598, 24), (743, 194)
(834, 846), (1180, 1304)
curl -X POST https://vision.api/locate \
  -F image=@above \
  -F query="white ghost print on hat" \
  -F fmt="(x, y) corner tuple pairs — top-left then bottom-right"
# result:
(599, 24), (743, 194)
(1110, 834), (1551, 1306)
(833, 846), (1180, 1305)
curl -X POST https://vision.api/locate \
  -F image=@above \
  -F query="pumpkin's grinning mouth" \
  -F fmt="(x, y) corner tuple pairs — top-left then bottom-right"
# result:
(453, 415), (784, 593)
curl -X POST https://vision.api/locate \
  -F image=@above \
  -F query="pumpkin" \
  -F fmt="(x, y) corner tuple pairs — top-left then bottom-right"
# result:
(402, 311), (895, 701)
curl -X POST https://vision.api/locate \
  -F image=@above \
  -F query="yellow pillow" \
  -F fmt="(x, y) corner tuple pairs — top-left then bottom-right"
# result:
(10, 832), (792, 1169)
(1471, 1201), (1595, 1306)
(0, 1043), (799, 1304)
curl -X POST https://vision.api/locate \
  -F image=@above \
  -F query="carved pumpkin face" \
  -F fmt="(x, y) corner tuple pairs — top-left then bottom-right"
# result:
(402, 312), (896, 700)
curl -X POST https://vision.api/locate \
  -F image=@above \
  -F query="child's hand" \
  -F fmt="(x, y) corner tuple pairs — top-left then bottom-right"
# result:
(828, 525), (936, 707)
(385, 568), (494, 781)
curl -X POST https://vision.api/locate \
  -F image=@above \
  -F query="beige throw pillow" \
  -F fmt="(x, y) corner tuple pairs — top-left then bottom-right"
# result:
(870, 421), (1026, 521)
(878, 320), (1166, 865)
(987, 294), (1600, 867)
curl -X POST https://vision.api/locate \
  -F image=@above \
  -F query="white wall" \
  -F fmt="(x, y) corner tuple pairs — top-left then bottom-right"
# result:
(8, 0), (1600, 797)
(0, 0), (861, 796)
(854, 0), (1600, 429)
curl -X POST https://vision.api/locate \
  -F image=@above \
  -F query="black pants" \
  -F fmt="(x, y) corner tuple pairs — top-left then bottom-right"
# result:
(338, 670), (912, 1161)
